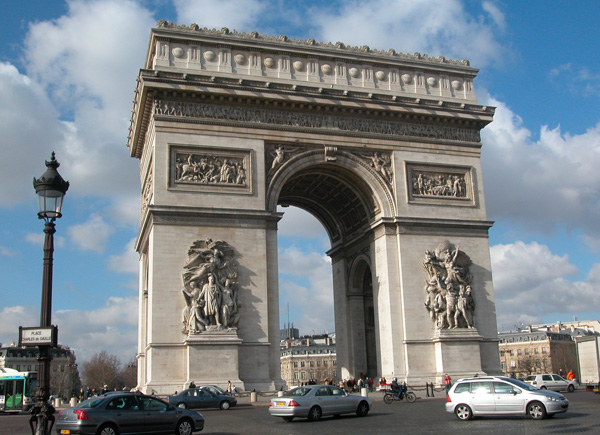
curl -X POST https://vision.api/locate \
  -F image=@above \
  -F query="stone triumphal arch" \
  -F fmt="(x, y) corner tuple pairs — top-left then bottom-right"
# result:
(127, 23), (501, 393)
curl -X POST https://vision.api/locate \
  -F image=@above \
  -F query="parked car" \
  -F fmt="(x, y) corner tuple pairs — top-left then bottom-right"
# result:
(167, 388), (237, 410)
(446, 376), (568, 421)
(55, 391), (204, 435)
(268, 384), (371, 422)
(524, 374), (578, 392)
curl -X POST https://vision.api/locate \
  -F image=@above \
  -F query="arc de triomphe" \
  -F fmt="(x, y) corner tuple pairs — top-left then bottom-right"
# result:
(127, 23), (501, 393)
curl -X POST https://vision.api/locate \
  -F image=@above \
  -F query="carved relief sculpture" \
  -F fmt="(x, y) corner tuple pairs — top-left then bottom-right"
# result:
(175, 152), (246, 186)
(412, 171), (467, 198)
(365, 151), (393, 184)
(423, 240), (475, 330)
(181, 239), (240, 334)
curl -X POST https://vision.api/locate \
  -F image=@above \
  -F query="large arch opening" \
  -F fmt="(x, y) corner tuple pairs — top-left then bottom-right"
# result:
(273, 156), (389, 383)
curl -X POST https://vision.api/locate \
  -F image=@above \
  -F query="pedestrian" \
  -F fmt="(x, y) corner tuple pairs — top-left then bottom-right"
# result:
(102, 385), (109, 395)
(227, 380), (232, 394)
(567, 370), (575, 381)
(444, 374), (452, 392)
(189, 381), (196, 388)
(559, 368), (564, 377)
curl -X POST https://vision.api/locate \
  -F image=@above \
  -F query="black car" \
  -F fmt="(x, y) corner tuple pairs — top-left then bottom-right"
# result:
(167, 388), (237, 410)
(55, 392), (204, 435)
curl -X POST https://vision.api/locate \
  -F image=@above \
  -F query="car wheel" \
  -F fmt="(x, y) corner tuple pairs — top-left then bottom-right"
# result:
(356, 400), (369, 417)
(383, 393), (394, 404)
(176, 419), (193, 435)
(307, 405), (322, 421)
(540, 386), (547, 390)
(220, 400), (231, 410)
(282, 416), (294, 422)
(454, 404), (473, 421)
(406, 392), (417, 403)
(97, 424), (119, 435)
(527, 401), (547, 419)
(177, 402), (187, 409)
(567, 384), (575, 393)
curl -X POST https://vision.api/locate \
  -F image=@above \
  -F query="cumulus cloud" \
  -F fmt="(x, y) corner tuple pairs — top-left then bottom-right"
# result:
(67, 214), (115, 253)
(0, 306), (38, 345)
(174, 0), (267, 30)
(108, 238), (138, 274)
(481, 95), (600, 249)
(0, 62), (67, 207)
(279, 245), (334, 335)
(491, 241), (600, 330)
(21, 0), (153, 218)
(307, 0), (506, 67)
(54, 296), (138, 363)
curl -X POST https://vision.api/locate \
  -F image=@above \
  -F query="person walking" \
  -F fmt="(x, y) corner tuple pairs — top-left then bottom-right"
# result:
(444, 374), (452, 392)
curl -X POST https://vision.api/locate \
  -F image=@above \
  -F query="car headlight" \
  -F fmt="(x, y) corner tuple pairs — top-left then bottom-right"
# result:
(545, 396), (563, 402)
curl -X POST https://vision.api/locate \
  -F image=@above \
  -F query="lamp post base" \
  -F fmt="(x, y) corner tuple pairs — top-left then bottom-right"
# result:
(29, 392), (55, 435)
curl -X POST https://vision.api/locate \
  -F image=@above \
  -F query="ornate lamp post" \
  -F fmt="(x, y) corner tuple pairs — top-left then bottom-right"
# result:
(30, 152), (69, 435)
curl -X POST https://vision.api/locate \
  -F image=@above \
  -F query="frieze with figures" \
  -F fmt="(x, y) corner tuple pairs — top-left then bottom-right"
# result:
(423, 241), (475, 330)
(181, 239), (240, 334)
(154, 100), (481, 143)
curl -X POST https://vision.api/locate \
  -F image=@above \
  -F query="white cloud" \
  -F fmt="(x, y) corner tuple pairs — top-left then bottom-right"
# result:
(0, 246), (16, 257)
(173, 0), (267, 30)
(278, 206), (328, 241)
(491, 241), (600, 330)
(481, 95), (600, 249)
(25, 233), (66, 248)
(308, 0), (506, 68)
(0, 306), (38, 345)
(279, 246), (334, 334)
(67, 214), (115, 253)
(0, 62), (67, 207)
(54, 296), (138, 363)
(108, 238), (138, 274)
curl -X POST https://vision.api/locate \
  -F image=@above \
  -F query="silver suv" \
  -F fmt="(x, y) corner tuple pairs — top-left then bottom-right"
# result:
(446, 376), (568, 420)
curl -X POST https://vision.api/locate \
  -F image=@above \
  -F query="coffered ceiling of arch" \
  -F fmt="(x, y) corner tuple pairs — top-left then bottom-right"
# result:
(277, 165), (377, 244)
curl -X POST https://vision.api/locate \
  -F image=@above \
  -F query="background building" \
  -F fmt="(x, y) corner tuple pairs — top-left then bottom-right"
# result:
(280, 323), (300, 340)
(280, 334), (336, 388)
(498, 322), (599, 379)
(0, 343), (80, 399)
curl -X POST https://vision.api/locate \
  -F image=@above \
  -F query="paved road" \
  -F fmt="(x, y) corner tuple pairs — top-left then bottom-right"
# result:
(2, 390), (599, 434)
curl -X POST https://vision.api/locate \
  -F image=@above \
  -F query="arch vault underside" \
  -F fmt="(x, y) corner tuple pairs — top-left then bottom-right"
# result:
(127, 24), (502, 393)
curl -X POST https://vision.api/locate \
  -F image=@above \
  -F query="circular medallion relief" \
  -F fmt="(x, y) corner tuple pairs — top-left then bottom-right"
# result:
(451, 80), (462, 90)
(375, 71), (386, 81)
(427, 77), (438, 86)
(264, 57), (276, 68)
(172, 47), (185, 59)
(203, 50), (216, 62)
(348, 67), (360, 78)
(321, 64), (333, 75)
(293, 60), (305, 71)
(401, 73), (412, 84)
(234, 53), (246, 65)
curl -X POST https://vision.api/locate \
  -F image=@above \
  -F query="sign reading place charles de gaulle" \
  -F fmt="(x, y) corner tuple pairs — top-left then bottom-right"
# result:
(19, 326), (58, 347)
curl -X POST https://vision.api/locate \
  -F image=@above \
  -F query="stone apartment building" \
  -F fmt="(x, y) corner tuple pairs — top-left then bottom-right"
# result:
(0, 343), (80, 398)
(497, 322), (598, 379)
(280, 335), (336, 388)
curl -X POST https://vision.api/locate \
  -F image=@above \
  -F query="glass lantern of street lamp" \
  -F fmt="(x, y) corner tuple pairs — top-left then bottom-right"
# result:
(33, 152), (70, 220)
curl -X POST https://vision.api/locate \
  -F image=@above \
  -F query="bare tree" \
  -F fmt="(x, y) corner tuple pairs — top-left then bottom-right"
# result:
(120, 358), (138, 391)
(82, 351), (121, 391)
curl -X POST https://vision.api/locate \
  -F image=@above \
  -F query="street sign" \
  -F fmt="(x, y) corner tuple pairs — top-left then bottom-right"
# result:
(18, 326), (58, 347)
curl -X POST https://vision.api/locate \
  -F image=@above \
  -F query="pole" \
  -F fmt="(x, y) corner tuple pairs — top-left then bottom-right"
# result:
(30, 221), (56, 435)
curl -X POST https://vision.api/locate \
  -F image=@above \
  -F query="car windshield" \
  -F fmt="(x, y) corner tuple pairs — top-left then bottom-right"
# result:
(524, 376), (535, 381)
(285, 387), (312, 396)
(504, 378), (538, 391)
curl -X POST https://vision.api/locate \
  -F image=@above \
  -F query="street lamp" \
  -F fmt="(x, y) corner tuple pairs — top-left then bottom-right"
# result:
(30, 152), (69, 435)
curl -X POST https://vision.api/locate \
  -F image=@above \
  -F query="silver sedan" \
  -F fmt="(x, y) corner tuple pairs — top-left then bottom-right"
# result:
(268, 385), (371, 422)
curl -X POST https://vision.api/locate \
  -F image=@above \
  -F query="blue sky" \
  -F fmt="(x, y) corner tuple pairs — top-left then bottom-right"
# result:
(1, 0), (600, 365)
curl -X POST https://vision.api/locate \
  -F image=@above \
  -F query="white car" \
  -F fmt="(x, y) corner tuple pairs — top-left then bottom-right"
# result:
(446, 376), (569, 420)
(524, 374), (578, 392)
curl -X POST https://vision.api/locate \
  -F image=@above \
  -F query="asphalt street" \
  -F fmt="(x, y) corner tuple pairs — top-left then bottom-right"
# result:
(2, 389), (599, 434)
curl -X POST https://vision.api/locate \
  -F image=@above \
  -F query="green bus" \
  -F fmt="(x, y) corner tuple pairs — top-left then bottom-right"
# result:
(0, 367), (37, 412)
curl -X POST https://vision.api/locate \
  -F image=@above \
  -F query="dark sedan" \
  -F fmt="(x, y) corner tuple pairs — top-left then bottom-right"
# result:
(167, 388), (237, 410)
(55, 392), (204, 435)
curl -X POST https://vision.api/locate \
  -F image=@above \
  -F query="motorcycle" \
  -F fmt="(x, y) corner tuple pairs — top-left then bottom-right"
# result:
(383, 384), (416, 404)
